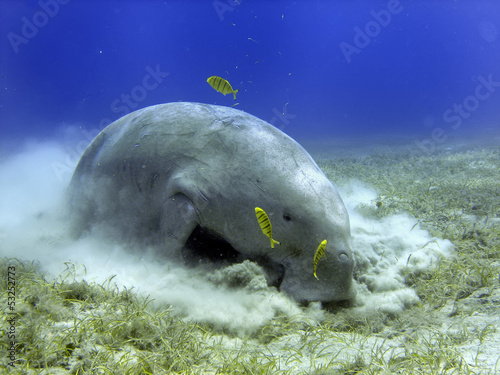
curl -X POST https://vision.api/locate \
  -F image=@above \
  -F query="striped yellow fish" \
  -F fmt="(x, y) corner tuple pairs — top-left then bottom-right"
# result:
(207, 76), (239, 100)
(313, 240), (327, 280)
(255, 207), (280, 248)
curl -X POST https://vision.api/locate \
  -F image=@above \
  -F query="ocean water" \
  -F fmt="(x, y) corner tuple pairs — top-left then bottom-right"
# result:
(1, 1), (499, 373)
(2, 0), (499, 144)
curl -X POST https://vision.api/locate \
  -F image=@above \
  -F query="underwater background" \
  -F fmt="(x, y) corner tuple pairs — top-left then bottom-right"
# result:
(1, 0), (499, 144)
(1, 1), (500, 374)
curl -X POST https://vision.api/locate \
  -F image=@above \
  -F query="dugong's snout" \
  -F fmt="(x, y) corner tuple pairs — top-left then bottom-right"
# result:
(280, 245), (355, 303)
(330, 248), (356, 301)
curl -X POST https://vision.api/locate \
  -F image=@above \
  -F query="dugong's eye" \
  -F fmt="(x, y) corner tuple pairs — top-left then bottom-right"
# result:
(283, 213), (292, 221)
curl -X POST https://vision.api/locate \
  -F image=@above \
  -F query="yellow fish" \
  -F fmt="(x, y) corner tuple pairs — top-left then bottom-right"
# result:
(207, 76), (239, 100)
(255, 207), (280, 248)
(313, 240), (327, 280)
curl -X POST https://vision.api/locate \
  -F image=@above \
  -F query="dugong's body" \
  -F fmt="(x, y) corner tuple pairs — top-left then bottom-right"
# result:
(69, 102), (354, 302)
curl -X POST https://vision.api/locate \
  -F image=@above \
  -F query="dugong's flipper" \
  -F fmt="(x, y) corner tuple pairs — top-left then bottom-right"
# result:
(160, 193), (199, 262)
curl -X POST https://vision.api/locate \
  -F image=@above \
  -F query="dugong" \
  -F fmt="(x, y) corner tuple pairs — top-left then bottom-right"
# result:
(69, 102), (355, 303)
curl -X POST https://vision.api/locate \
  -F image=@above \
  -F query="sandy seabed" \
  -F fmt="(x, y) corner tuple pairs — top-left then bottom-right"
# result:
(1, 134), (499, 374)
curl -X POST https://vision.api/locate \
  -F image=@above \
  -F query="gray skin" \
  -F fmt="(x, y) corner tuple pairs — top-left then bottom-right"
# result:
(69, 102), (355, 303)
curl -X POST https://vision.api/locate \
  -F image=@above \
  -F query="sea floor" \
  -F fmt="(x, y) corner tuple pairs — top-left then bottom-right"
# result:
(1, 136), (499, 374)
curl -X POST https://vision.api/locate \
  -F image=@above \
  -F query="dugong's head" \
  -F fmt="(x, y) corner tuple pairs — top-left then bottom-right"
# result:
(200, 129), (355, 303)
(214, 167), (355, 303)
(258, 166), (354, 303)
(270, 173), (355, 303)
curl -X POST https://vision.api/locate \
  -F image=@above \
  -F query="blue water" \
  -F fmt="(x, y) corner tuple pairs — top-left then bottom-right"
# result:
(1, 0), (499, 144)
